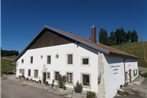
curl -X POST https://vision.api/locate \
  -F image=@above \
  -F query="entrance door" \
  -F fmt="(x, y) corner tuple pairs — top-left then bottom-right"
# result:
(43, 72), (46, 83)
(129, 69), (132, 82)
(21, 69), (25, 77)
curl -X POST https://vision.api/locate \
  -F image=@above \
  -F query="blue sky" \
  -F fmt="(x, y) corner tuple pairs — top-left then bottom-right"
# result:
(2, 0), (147, 52)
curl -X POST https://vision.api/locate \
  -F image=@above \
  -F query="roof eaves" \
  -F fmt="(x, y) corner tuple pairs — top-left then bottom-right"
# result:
(109, 51), (139, 59)
(14, 27), (47, 61)
(45, 25), (109, 54)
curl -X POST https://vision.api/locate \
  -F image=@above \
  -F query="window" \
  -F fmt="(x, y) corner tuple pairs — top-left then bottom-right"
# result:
(47, 55), (51, 64)
(20, 69), (25, 76)
(21, 59), (24, 63)
(67, 54), (73, 64)
(133, 69), (137, 76)
(82, 58), (89, 65)
(19, 69), (22, 73)
(28, 69), (31, 76)
(55, 71), (60, 80)
(47, 72), (50, 79)
(30, 56), (33, 63)
(34, 70), (38, 78)
(67, 73), (73, 83)
(82, 74), (90, 86)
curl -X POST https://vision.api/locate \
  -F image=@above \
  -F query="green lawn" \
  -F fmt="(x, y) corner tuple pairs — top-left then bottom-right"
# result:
(112, 42), (147, 68)
(1, 58), (16, 74)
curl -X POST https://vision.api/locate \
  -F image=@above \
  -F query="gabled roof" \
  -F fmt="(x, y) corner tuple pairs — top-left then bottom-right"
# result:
(15, 25), (138, 61)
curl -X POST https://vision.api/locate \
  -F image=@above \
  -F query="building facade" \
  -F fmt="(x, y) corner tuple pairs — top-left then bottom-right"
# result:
(15, 26), (138, 98)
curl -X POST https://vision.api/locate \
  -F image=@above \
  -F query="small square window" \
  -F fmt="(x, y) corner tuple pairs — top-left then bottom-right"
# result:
(82, 58), (89, 65)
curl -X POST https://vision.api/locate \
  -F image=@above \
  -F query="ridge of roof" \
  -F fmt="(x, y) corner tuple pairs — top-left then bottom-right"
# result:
(44, 26), (138, 59)
(15, 25), (138, 61)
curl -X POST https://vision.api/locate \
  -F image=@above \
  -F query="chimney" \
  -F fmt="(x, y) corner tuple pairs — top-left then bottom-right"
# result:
(90, 24), (96, 43)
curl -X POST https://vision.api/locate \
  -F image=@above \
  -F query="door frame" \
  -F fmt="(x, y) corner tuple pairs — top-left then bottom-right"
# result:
(42, 72), (47, 83)
(129, 69), (132, 82)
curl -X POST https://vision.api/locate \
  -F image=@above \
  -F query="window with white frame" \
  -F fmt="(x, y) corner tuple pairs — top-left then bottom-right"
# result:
(67, 54), (73, 64)
(47, 55), (51, 64)
(28, 69), (31, 76)
(20, 69), (25, 76)
(21, 59), (24, 63)
(82, 58), (89, 65)
(67, 73), (73, 83)
(30, 56), (33, 63)
(34, 70), (38, 78)
(82, 74), (90, 86)
(55, 71), (60, 80)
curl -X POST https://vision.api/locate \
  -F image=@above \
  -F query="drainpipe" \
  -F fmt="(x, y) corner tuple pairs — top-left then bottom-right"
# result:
(123, 58), (126, 84)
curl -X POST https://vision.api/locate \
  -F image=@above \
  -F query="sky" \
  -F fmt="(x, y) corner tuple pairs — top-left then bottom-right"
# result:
(1, 0), (147, 52)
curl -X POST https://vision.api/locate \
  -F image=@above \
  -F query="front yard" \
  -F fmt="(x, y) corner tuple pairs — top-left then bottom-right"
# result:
(1, 58), (16, 74)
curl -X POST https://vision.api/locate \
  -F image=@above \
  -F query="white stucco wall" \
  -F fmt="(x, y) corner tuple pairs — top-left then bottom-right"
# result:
(103, 54), (138, 98)
(16, 42), (138, 98)
(16, 43), (99, 93)
(125, 59), (138, 82)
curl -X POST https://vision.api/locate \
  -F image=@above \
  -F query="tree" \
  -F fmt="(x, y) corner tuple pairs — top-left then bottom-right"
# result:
(126, 31), (132, 42)
(58, 74), (66, 90)
(1, 49), (19, 57)
(130, 30), (138, 42)
(115, 27), (127, 44)
(99, 28), (108, 45)
(108, 31), (116, 45)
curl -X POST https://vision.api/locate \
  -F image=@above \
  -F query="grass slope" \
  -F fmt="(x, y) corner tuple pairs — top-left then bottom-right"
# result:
(112, 42), (147, 68)
(1, 58), (16, 74)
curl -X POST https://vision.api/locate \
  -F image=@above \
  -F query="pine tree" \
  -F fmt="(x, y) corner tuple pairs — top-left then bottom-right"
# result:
(99, 28), (108, 45)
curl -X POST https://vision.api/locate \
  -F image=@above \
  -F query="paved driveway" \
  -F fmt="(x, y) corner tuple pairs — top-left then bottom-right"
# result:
(1, 78), (65, 98)
(114, 78), (147, 98)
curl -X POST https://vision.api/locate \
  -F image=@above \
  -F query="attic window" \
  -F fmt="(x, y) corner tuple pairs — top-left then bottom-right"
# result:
(21, 59), (24, 63)
(30, 56), (33, 64)
(41, 55), (43, 59)
(56, 54), (59, 58)
(82, 58), (89, 65)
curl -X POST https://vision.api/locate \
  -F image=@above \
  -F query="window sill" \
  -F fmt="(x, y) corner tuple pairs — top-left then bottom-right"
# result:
(81, 65), (90, 67)
(83, 85), (91, 88)
(67, 64), (74, 66)
(66, 82), (73, 85)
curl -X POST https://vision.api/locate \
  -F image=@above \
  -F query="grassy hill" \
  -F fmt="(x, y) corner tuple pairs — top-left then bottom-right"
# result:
(112, 42), (147, 68)
(1, 58), (16, 74)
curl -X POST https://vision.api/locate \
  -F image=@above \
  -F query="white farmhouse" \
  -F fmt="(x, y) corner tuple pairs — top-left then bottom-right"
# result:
(15, 25), (138, 98)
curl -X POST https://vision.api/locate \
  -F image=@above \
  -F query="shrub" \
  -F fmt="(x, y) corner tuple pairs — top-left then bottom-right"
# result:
(45, 81), (48, 86)
(117, 90), (129, 96)
(74, 81), (83, 93)
(86, 91), (96, 98)
(19, 75), (21, 79)
(51, 80), (55, 87)
(58, 74), (66, 89)
(38, 80), (41, 83)
(140, 72), (147, 78)
(25, 78), (29, 81)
